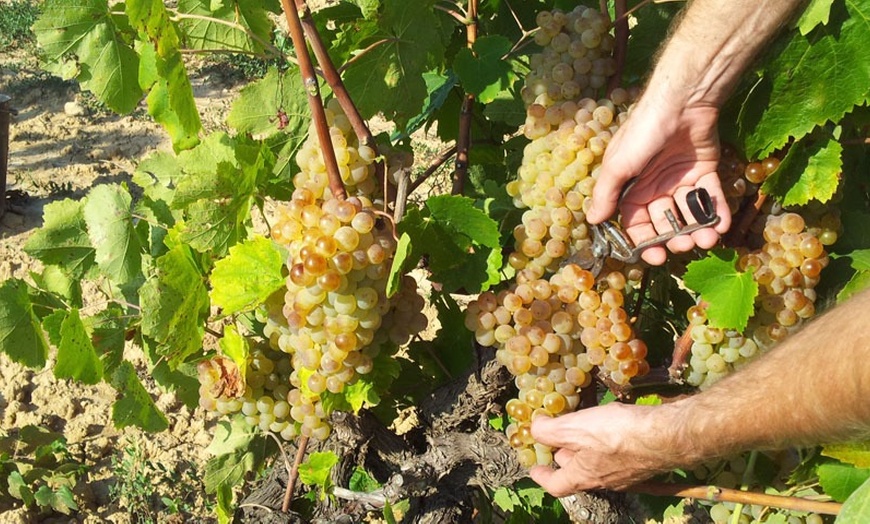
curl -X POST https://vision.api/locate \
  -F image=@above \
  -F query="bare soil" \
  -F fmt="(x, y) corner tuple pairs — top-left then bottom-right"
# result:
(0, 45), (240, 524)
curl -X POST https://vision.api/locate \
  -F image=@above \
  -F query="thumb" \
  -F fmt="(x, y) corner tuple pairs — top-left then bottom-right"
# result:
(587, 166), (629, 224)
(529, 465), (574, 497)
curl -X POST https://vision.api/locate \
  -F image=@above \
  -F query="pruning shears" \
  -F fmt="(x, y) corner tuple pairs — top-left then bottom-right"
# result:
(570, 186), (720, 276)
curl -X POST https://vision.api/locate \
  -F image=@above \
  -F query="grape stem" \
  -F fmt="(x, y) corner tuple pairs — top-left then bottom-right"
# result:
(631, 481), (842, 516)
(282, 435), (310, 513)
(607, 0), (629, 95)
(452, 0), (479, 196)
(725, 190), (767, 246)
(667, 320), (696, 381)
(729, 450), (759, 524)
(279, 0), (347, 200)
(295, 0), (387, 202)
(408, 145), (458, 195)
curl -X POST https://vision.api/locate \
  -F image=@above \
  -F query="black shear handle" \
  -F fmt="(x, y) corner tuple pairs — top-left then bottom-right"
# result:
(686, 187), (717, 225)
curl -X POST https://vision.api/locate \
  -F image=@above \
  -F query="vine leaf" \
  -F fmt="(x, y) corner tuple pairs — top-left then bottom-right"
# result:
(23, 199), (95, 279)
(342, 0), (447, 127)
(298, 451), (339, 498)
(33, 0), (142, 113)
(0, 279), (50, 368)
(386, 233), (412, 297)
(741, 0), (870, 158)
(392, 195), (502, 294)
(204, 417), (273, 493)
(110, 361), (169, 432)
(219, 325), (249, 388)
(170, 133), (270, 255)
(454, 35), (514, 103)
(836, 475), (870, 523)
(818, 461), (870, 502)
(175, 0), (275, 54)
(824, 442), (870, 468)
(797, 0), (836, 35)
(227, 67), (310, 140)
(55, 308), (104, 385)
(129, 0), (202, 151)
(140, 244), (209, 369)
(838, 249), (870, 302)
(762, 135), (842, 206)
(322, 349), (401, 413)
(683, 249), (758, 331)
(82, 184), (144, 286)
(210, 236), (286, 315)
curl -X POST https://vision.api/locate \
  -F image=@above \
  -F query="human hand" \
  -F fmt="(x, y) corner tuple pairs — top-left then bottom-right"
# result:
(586, 101), (731, 265)
(529, 403), (685, 495)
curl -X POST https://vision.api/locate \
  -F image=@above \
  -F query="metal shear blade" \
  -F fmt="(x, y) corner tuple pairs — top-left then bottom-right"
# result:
(569, 187), (720, 276)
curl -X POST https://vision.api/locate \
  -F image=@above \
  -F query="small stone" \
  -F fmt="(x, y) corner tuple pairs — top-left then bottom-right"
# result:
(63, 101), (86, 117)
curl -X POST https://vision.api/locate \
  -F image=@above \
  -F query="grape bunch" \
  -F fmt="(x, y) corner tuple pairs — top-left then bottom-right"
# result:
(523, 6), (618, 105)
(683, 210), (838, 388)
(691, 455), (824, 524)
(506, 95), (633, 283)
(198, 100), (428, 441)
(466, 264), (648, 467)
(197, 346), (297, 439)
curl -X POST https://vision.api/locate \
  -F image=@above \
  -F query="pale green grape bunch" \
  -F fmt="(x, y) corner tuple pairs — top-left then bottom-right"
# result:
(523, 6), (617, 105)
(292, 98), (380, 199)
(196, 347), (296, 438)
(259, 103), (428, 441)
(683, 210), (837, 389)
(465, 264), (649, 467)
(708, 502), (824, 524)
(506, 96), (632, 282)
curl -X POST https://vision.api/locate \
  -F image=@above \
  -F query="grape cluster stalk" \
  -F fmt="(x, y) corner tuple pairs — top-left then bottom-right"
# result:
(467, 7), (649, 468)
(198, 100), (427, 441)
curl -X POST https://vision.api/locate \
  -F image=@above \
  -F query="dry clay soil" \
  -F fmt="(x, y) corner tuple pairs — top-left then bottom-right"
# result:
(0, 47), (245, 523)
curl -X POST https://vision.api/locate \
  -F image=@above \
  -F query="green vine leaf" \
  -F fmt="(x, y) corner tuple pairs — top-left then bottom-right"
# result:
(129, 0), (202, 151)
(204, 417), (273, 493)
(0, 279), (50, 368)
(762, 134), (842, 206)
(23, 199), (95, 279)
(33, 0), (142, 113)
(82, 184), (144, 286)
(219, 325), (249, 387)
(797, 0), (836, 35)
(741, 0), (870, 157)
(454, 35), (514, 103)
(110, 361), (169, 432)
(175, 0), (276, 54)
(55, 308), (104, 385)
(836, 475), (870, 523)
(298, 451), (339, 498)
(342, 0), (447, 127)
(819, 462), (870, 503)
(683, 249), (758, 331)
(395, 195), (502, 294)
(227, 67), (310, 140)
(140, 244), (209, 369)
(210, 236), (286, 315)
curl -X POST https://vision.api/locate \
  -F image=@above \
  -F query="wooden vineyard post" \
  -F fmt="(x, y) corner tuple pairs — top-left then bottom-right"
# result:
(0, 94), (11, 219)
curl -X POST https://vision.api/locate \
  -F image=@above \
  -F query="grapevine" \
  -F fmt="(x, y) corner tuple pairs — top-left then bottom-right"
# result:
(1, 0), (868, 522)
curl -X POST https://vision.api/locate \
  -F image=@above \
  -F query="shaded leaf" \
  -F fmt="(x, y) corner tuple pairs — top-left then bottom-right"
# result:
(0, 279), (50, 368)
(24, 199), (95, 278)
(55, 308), (104, 384)
(453, 35), (513, 103)
(82, 184), (143, 286)
(110, 361), (169, 432)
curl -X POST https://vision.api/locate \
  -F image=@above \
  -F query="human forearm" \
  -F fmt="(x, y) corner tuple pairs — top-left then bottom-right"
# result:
(667, 289), (870, 463)
(647, 0), (804, 110)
